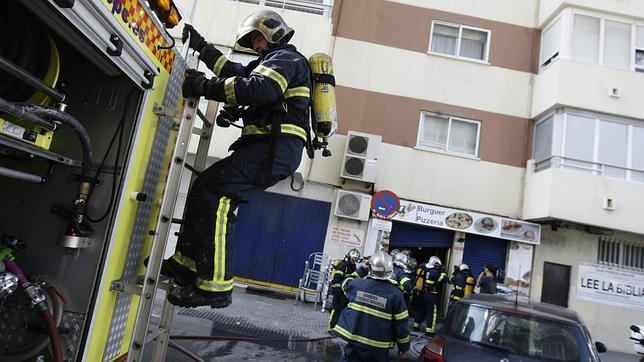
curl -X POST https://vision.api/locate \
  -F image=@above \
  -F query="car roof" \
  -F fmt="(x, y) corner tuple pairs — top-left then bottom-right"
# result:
(459, 294), (583, 325)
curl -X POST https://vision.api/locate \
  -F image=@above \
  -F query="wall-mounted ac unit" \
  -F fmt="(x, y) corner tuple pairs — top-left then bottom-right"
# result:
(334, 190), (372, 221)
(340, 131), (381, 183)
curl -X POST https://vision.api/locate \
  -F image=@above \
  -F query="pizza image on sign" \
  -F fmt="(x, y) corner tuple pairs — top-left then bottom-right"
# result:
(445, 212), (473, 230)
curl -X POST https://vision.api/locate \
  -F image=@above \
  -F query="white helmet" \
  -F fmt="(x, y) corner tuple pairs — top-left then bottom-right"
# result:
(393, 253), (409, 269)
(427, 256), (442, 268)
(236, 10), (294, 50)
(459, 264), (470, 271)
(407, 257), (418, 271)
(347, 248), (361, 263)
(389, 249), (401, 257)
(368, 251), (394, 280)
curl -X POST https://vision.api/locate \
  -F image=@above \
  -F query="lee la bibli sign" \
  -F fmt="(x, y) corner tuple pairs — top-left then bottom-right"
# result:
(577, 262), (644, 311)
(391, 199), (541, 245)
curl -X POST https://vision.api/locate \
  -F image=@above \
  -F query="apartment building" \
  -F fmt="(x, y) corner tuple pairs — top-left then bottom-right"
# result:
(171, 0), (644, 352)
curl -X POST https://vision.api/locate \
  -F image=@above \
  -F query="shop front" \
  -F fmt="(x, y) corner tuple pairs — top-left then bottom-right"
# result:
(364, 198), (540, 299)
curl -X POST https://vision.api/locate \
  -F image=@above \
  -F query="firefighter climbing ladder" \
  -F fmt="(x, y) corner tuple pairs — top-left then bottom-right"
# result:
(103, 39), (219, 361)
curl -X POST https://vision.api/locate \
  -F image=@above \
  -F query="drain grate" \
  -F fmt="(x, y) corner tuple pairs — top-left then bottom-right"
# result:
(178, 307), (310, 340)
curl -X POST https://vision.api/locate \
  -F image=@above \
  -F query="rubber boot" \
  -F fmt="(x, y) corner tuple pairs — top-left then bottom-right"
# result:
(167, 284), (232, 308)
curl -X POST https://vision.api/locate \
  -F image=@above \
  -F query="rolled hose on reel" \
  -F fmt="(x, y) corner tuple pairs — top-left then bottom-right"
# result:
(0, 272), (65, 362)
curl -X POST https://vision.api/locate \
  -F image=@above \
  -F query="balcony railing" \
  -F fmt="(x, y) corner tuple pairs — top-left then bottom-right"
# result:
(233, 0), (333, 16)
(534, 156), (644, 184)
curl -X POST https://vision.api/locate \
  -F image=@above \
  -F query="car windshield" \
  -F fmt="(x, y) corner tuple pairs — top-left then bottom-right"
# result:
(448, 304), (591, 361)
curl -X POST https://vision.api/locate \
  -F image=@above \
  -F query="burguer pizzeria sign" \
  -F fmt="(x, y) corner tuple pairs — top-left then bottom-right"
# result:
(390, 199), (541, 245)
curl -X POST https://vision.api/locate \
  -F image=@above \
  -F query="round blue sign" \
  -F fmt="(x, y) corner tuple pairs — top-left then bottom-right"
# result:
(371, 190), (400, 219)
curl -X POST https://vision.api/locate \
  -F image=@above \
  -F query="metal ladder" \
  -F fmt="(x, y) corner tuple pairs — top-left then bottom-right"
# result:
(128, 95), (218, 362)
(104, 44), (220, 360)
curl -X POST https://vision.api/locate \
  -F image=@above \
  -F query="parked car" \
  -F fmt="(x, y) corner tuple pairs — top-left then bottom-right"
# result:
(421, 294), (606, 361)
(495, 283), (514, 295)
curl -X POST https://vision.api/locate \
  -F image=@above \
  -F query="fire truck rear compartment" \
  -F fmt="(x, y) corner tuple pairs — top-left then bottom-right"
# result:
(0, 1), (143, 360)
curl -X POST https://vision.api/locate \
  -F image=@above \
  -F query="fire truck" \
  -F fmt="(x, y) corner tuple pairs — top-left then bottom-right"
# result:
(0, 0), (202, 360)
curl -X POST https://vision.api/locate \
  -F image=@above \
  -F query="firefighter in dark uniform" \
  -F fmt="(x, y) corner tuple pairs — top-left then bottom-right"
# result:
(449, 263), (475, 307)
(328, 248), (361, 331)
(162, 11), (311, 308)
(392, 253), (413, 303)
(333, 251), (410, 361)
(413, 256), (446, 336)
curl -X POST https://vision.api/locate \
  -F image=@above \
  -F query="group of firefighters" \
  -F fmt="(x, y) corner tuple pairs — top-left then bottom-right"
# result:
(327, 248), (478, 361)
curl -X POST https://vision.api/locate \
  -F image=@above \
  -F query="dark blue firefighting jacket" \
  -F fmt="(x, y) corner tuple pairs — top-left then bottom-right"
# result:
(331, 259), (356, 292)
(198, 44), (311, 144)
(392, 264), (413, 297)
(333, 277), (410, 352)
(425, 267), (446, 294)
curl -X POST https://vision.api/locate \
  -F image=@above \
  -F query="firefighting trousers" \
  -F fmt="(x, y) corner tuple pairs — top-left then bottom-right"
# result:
(413, 292), (439, 334)
(341, 343), (390, 362)
(329, 290), (348, 331)
(172, 137), (303, 293)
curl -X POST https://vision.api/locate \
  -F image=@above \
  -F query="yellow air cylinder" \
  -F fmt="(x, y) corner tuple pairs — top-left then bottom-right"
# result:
(308, 53), (337, 139)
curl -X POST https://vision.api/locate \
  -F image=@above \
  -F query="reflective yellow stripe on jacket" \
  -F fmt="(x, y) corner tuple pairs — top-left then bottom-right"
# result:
(334, 325), (394, 349)
(284, 86), (310, 99)
(212, 55), (229, 76)
(241, 124), (307, 142)
(224, 77), (237, 105)
(252, 65), (288, 93)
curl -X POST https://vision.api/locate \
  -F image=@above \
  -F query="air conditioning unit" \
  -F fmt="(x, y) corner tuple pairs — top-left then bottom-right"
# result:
(334, 190), (372, 221)
(340, 131), (381, 183)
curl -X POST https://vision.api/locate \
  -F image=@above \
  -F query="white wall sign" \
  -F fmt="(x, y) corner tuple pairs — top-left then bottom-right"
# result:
(391, 199), (541, 244)
(577, 262), (644, 311)
(371, 218), (392, 232)
(330, 226), (364, 247)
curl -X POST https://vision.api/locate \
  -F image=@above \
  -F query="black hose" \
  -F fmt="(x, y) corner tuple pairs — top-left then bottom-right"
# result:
(18, 104), (93, 179)
(0, 97), (57, 131)
(170, 335), (337, 343)
(0, 56), (65, 103)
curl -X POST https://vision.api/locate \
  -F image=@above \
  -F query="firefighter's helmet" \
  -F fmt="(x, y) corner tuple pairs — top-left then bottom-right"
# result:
(347, 248), (361, 263)
(408, 257), (418, 271)
(369, 251), (393, 280)
(427, 256), (442, 268)
(393, 252), (409, 269)
(236, 10), (294, 50)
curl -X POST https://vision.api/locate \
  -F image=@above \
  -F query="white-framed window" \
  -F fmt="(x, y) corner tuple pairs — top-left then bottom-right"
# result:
(234, 0), (333, 16)
(417, 112), (481, 157)
(635, 26), (644, 72)
(429, 21), (491, 62)
(540, 17), (562, 69)
(533, 108), (644, 183)
(599, 237), (644, 270)
(540, 10), (644, 73)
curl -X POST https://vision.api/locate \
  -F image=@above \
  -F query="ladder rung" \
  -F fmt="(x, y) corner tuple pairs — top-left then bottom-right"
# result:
(144, 326), (170, 344)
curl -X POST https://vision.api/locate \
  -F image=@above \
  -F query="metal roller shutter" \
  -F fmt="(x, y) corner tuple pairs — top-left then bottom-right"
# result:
(389, 222), (453, 248)
(233, 192), (331, 288)
(462, 234), (508, 280)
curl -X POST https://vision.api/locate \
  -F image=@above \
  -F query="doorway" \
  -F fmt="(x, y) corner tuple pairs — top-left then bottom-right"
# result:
(541, 262), (571, 307)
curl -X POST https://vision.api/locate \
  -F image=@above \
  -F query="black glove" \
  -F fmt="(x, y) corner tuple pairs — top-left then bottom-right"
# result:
(216, 106), (243, 128)
(182, 24), (207, 52)
(182, 69), (206, 98)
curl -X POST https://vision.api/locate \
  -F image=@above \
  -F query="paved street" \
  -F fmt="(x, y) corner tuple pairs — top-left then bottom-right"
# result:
(146, 285), (644, 361)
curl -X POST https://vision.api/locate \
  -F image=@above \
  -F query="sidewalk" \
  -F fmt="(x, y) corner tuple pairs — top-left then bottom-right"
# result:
(602, 351), (641, 362)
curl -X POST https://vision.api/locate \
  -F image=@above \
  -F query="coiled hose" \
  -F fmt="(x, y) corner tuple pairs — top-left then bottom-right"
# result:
(3, 261), (64, 362)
